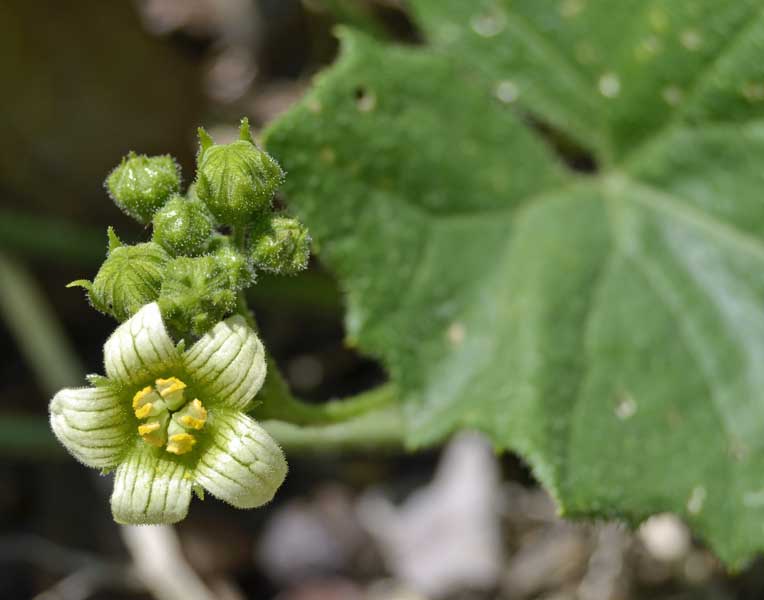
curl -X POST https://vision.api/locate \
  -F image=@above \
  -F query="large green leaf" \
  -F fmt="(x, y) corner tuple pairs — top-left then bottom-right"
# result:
(264, 0), (764, 564)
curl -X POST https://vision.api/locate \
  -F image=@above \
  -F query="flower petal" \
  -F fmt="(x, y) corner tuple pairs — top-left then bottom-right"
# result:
(194, 411), (287, 508)
(104, 303), (179, 385)
(50, 386), (131, 468)
(111, 445), (193, 524)
(183, 315), (265, 410)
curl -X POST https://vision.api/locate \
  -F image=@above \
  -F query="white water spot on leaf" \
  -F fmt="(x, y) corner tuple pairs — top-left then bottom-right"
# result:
(686, 486), (707, 515)
(470, 10), (506, 38)
(662, 85), (683, 106)
(614, 393), (637, 420)
(447, 322), (466, 347)
(598, 73), (621, 98)
(559, 0), (585, 18)
(680, 29), (702, 51)
(494, 80), (519, 103)
(741, 81), (764, 102)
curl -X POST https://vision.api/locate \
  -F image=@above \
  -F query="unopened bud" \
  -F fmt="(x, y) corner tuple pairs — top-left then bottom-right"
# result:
(158, 254), (242, 338)
(195, 118), (284, 225)
(250, 217), (311, 275)
(70, 230), (170, 321)
(105, 152), (181, 224)
(152, 194), (214, 257)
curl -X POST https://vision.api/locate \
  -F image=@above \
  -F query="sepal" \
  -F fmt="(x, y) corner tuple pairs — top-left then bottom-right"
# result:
(66, 279), (92, 291)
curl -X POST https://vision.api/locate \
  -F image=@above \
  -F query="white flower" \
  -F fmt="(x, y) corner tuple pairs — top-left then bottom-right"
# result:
(49, 303), (287, 524)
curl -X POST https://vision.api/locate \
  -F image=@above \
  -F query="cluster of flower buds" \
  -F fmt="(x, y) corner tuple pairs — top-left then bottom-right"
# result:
(69, 118), (311, 339)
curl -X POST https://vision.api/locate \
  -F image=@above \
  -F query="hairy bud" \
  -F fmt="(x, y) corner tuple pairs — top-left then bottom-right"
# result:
(195, 118), (284, 225)
(70, 230), (170, 321)
(158, 254), (244, 338)
(105, 152), (181, 223)
(152, 194), (214, 257)
(250, 217), (311, 275)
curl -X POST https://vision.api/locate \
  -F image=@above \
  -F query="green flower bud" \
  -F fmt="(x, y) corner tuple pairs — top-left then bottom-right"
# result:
(250, 217), (311, 275)
(70, 229), (170, 321)
(106, 152), (181, 223)
(158, 254), (242, 338)
(152, 194), (215, 257)
(195, 118), (284, 225)
(208, 235), (255, 289)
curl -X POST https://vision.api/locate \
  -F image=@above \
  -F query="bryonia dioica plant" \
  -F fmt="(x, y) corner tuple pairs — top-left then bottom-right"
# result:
(51, 119), (309, 524)
(46, 0), (764, 568)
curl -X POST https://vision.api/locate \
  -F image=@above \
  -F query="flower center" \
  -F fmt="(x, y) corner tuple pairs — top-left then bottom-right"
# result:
(132, 377), (208, 455)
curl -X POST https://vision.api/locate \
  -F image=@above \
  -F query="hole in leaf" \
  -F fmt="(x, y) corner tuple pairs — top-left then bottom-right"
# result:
(524, 114), (599, 174)
(354, 86), (377, 112)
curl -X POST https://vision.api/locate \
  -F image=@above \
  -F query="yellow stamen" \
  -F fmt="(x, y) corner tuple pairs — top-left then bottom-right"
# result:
(155, 377), (186, 395)
(138, 420), (167, 448)
(155, 377), (187, 410)
(178, 399), (208, 430)
(132, 386), (153, 410)
(132, 386), (163, 419)
(133, 378), (206, 454)
(138, 422), (160, 436)
(134, 403), (153, 419)
(180, 415), (204, 429)
(166, 433), (197, 455)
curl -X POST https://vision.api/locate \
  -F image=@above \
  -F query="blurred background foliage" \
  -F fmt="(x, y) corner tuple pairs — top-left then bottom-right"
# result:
(3, 1), (764, 599)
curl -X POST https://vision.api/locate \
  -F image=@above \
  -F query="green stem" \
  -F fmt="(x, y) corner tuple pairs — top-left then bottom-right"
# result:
(255, 379), (397, 426)
(236, 290), (399, 426)
(261, 405), (403, 453)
